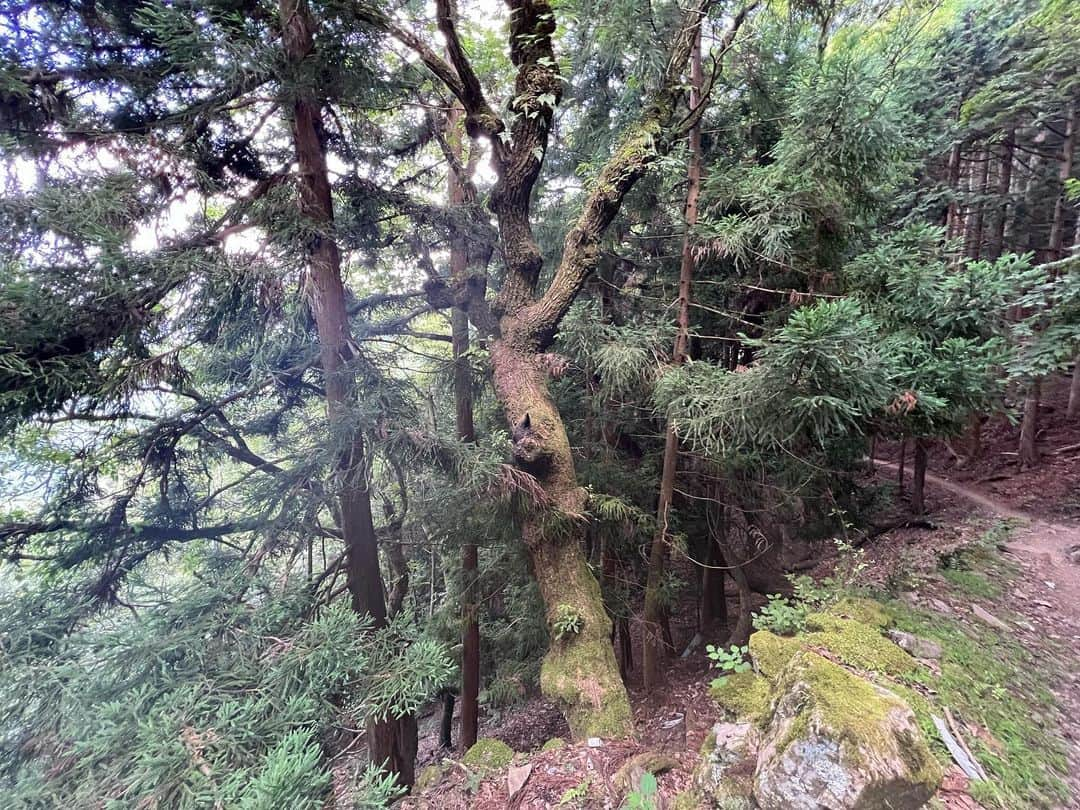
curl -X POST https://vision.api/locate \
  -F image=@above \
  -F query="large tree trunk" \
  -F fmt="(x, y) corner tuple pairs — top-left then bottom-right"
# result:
(280, 0), (415, 786)
(642, 26), (703, 693)
(491, 344), (632, 738)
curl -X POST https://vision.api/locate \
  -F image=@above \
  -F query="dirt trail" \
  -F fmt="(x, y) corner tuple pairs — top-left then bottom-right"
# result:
(877, 459), (1080, 807)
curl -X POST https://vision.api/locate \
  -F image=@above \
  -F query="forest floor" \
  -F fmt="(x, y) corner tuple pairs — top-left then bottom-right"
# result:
(400, 374), (1080, 809)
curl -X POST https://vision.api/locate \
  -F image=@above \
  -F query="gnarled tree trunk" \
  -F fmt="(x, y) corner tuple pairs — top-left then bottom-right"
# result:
(492, 342), (631, 737)
(368, 0), (757, 739)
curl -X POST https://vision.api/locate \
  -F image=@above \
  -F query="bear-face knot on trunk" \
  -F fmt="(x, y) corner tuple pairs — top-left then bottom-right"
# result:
(511, 412), (552, 474)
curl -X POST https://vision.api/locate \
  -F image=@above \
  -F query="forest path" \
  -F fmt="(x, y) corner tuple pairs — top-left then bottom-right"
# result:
(876, 458), (1080, 807)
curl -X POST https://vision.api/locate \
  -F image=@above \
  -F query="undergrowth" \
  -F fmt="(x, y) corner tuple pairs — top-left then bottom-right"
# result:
(879, 521), (1068, 808)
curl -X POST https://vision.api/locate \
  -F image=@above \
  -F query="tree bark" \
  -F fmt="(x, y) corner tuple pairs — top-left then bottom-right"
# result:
(964, 147), (991, 260)
(492, 344), (631, 737)
(699, 535), (728, 634)
(280, 0), (414, 786)
(439, 690), (455, 750)
(642, 24), (703, 693)
(945, 142), (963, 239)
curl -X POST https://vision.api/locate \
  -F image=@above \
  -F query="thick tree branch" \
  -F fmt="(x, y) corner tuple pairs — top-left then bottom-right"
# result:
(519, 0), (757, 348)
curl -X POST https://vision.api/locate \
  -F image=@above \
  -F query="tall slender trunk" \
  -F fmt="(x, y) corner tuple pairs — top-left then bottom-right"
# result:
(965, 147), (991, 260)
(1068, 359), (1080, 421)
(446, 105), (481, 752)
(987, 128), (1015, 260)
(1021, 108), (1075, 458)
(1048, 103), (1077, 262)
(1019, 378), (1041, 468)
(911, 440), (928, 515)
(699, 534), (728, 634)
(945, 143), (963, 240)
(280, 0), (414, 786)
(643, 26), (703, 692)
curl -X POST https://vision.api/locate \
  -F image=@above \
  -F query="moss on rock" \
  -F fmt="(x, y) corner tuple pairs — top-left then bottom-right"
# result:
(709, 670), (773, 723)
(803, 612), (919, 676)
(748, 630), (803, 678)
(462, 738), (514, 772)
(671, 791), (702, 810)
(614, 751), (678, 792)
(825, 597), (892, 628)
(414, 764), (445, 792)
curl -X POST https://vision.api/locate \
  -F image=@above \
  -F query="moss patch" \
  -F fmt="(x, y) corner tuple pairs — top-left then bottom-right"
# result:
(940, 567), (1000, 598)
(709, 670), (772, 723)
(414, 763), (445, 792)
(462, 738), (514, 772)
(540, 737), (566, 752)
(534, 542), (633, 739)
(825, 596), (892, 628)
(613, 751), (678, 791)
(671, 791), (702, 810)
(802, 612), (919, 676)
(775, 650), (891, 752)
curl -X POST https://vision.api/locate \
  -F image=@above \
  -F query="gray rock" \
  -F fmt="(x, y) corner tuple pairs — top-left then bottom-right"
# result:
(695, 722), (758, 807)
(971, 604), (1011, 632)
(887, 629), (944, 660)
(752, 651), (941, 810)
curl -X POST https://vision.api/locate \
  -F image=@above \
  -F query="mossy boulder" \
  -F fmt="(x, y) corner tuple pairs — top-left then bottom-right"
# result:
(462, 738), (514, 772)
(748, 598), (917, 680)
(710, 670), (772, 723)
(752, 650), (942, 810)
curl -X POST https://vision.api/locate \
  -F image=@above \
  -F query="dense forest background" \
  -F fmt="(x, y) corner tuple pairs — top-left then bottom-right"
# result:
(0, 0), (1077, 806)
